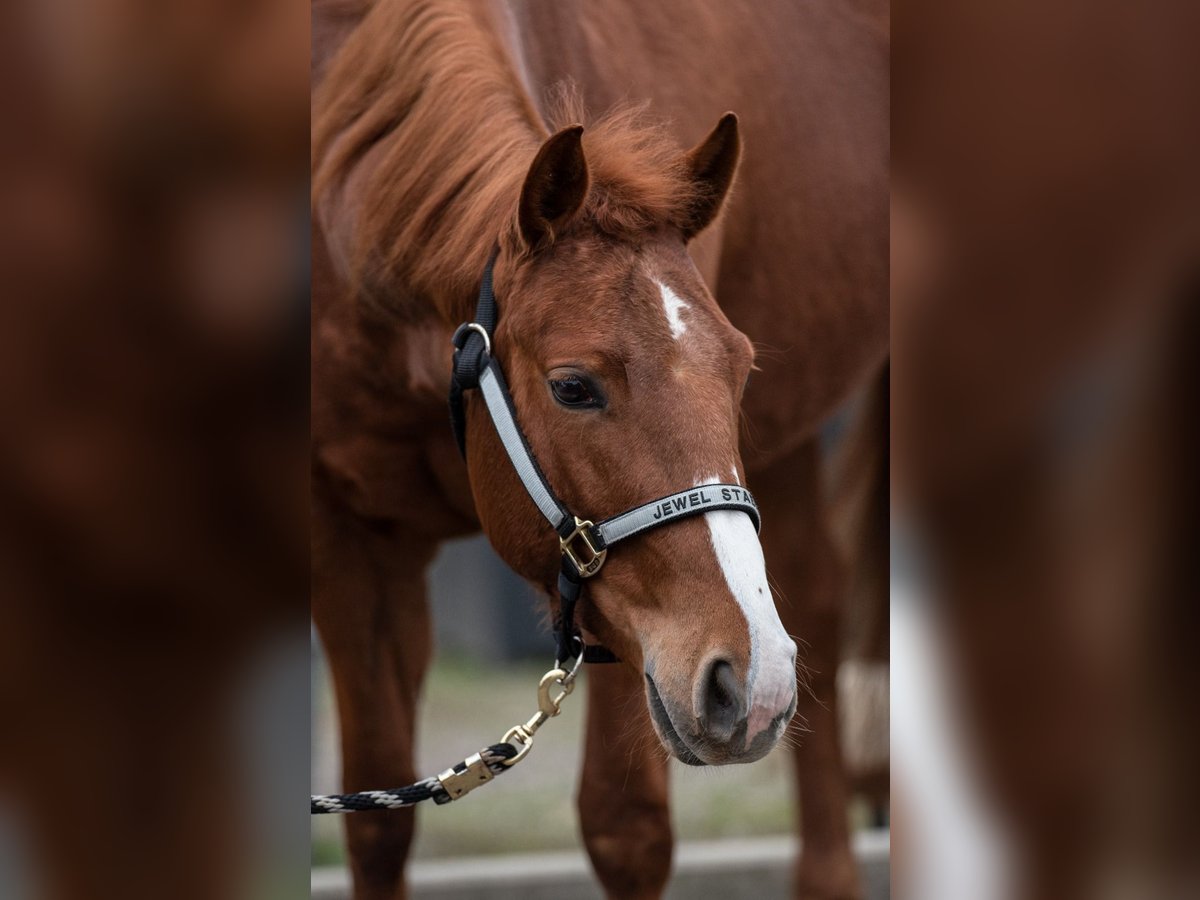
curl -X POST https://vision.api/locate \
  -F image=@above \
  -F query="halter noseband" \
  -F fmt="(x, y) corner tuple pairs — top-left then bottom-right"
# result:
(449, 251), (761, 666)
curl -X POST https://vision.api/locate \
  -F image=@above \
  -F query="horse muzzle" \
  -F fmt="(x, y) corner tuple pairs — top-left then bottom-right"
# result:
(644, 654), (796, 766)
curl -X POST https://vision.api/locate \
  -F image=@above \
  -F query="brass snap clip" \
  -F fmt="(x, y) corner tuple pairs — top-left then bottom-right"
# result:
(500, 664), (580, 767)
(560, 517), (606, 578)
(537, 666), (575, 718)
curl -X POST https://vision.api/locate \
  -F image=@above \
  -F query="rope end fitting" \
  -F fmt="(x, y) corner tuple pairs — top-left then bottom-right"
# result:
(435, 751), (495, 803)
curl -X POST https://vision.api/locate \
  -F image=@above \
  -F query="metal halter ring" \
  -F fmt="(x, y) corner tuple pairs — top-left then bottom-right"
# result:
(455, 322), (491, 357)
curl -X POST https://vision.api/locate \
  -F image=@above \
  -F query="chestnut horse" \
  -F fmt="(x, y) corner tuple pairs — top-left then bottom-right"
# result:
(311, 1), (887, 898)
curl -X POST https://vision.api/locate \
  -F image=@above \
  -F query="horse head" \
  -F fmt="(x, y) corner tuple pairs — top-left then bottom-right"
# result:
(464, 113), (798, 766)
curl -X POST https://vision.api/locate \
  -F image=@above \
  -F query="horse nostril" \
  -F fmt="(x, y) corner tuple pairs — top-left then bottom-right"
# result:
(700, 660), (745, 743)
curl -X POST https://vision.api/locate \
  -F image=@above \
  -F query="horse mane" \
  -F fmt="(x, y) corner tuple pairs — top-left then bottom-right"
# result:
(312, 0), (701, 321)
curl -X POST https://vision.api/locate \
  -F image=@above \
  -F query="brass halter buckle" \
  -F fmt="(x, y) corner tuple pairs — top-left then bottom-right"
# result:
(560, 516), (607, 578)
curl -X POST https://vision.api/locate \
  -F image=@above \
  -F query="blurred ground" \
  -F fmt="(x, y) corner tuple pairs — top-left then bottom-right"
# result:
(312, 832), (890, 899)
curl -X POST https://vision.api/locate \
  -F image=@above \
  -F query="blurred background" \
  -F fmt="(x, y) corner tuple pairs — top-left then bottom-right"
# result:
(892, 1), (1200, 898)
(0, 0), (310, 897)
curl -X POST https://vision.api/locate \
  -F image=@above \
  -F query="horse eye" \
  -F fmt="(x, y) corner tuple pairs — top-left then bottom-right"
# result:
(550, 376), (598, 408)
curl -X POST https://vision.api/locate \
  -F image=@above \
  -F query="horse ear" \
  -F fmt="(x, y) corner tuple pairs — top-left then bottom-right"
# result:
(679, 112), (741, 239)
(518, 125), (589, 248)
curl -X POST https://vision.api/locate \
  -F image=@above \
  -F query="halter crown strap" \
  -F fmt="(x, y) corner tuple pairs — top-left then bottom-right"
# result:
(449, 250), (499, 455)
(450, 253), (762, 666)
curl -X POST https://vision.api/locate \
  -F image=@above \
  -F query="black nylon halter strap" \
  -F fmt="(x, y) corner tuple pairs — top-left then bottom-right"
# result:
(449, 250), (499, 455)
(450, 253), (761, 667)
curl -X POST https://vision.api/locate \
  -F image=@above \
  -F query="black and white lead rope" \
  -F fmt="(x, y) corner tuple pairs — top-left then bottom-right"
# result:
(312, 250), (762, 814)
(311, 744), (519, 814)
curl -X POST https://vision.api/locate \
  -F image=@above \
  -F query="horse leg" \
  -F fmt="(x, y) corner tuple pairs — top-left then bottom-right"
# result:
(313, 499), (437, 900)
(578, 660), (673, 899)
(754, 441), (861, 900)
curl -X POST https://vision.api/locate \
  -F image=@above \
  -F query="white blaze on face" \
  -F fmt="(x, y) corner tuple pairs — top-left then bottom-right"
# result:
(700, 477), (797, 740)
(657, 281), (690, 340)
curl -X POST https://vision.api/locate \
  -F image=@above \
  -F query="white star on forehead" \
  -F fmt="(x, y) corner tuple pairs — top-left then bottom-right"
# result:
(657, 280), (690, 341)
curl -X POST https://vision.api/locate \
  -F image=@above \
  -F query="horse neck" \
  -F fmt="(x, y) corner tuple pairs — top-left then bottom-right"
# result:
(314, 0), (544, 325)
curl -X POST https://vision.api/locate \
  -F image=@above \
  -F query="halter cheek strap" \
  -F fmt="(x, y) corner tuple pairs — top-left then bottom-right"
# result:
(450, 252), (761, 666)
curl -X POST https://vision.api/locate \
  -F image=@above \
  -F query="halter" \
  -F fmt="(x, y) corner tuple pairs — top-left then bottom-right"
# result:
(449, 251), (761, 666)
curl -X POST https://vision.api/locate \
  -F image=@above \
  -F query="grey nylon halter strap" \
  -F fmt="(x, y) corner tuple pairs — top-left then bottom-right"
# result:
(450, 252), (761, 664)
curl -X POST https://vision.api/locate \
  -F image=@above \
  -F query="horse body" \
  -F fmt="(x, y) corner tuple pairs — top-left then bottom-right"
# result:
(312, 1), (886, 897)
